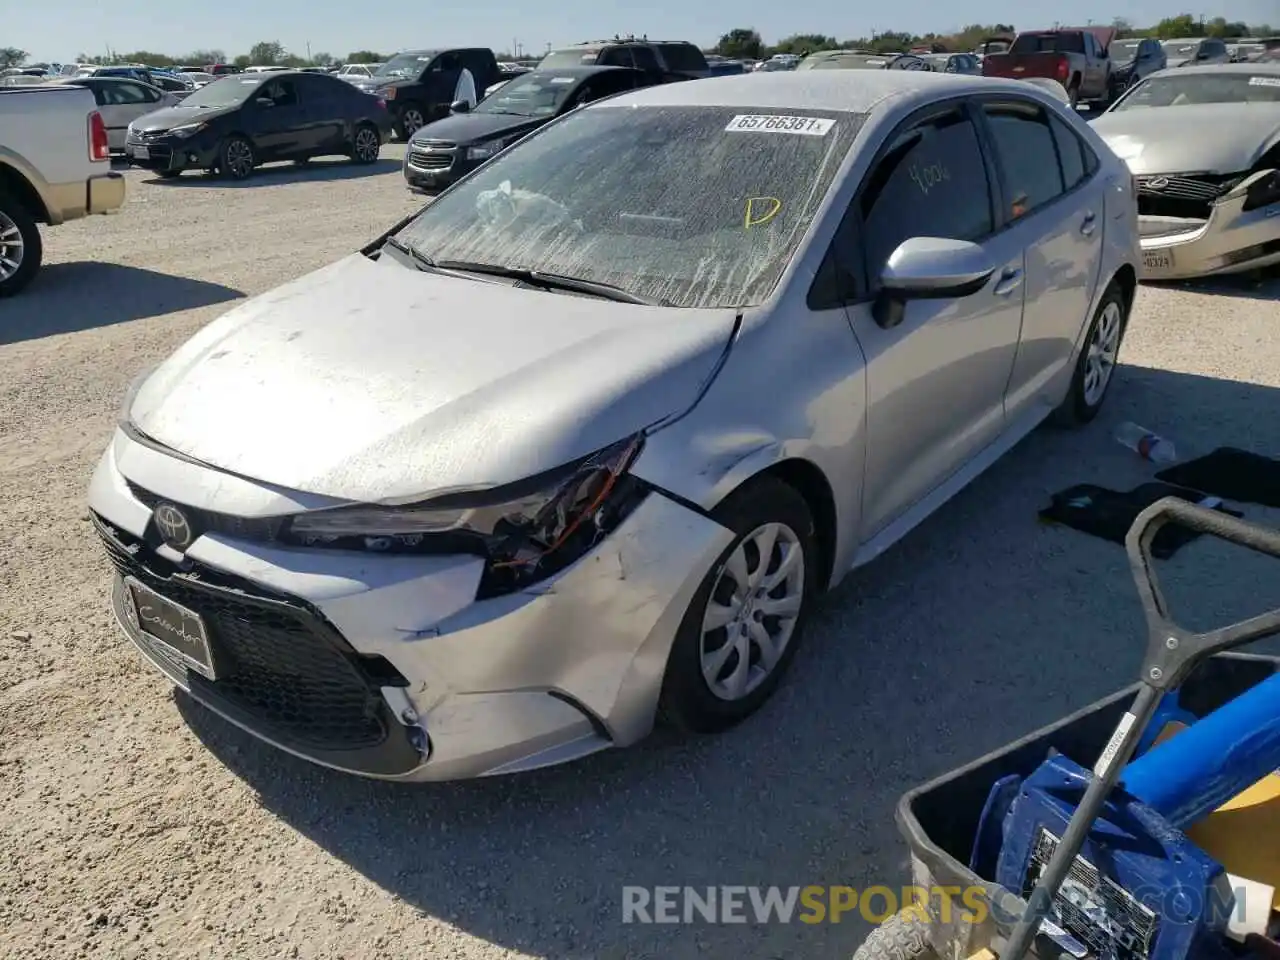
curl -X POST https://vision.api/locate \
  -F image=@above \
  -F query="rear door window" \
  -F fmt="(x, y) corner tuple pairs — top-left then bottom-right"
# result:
(980, 101), (1067, 220)
(656, 43), (708, 73)
(629, 46), (661, 71)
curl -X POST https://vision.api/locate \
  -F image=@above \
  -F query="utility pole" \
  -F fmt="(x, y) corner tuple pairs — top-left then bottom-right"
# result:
(306, 41), (312, 60)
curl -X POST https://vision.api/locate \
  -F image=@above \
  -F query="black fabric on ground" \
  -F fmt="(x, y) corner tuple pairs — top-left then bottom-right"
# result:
(1156, 447), (1280, 509)
(1040, 482), (1244, 559)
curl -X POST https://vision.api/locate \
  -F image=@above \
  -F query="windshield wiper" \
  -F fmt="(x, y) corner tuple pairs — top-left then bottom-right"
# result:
(382, 236), (438, 272)
(433, 260), (664, 305)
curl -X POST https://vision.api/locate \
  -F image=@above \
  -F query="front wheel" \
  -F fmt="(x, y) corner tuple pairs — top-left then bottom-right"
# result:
(1051, 283), (1128, 427)
(658, 475), (817, 733)
(219, 135), (256, 180)
(0, 190), (42, 298)
(396, 104), (426, 140)
(350, 123), (381, 164)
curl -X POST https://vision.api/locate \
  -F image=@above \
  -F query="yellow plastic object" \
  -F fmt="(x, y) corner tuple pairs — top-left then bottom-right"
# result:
(1152, 721), (1280, 909)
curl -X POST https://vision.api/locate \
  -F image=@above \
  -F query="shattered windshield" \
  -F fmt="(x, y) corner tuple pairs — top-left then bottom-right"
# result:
(395, 105), (864, 308)
(1114, 72), (1280, 109)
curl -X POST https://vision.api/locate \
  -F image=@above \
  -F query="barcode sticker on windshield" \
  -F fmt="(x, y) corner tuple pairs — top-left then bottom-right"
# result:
(1249, 76), (1280, 87)
(725, 114), (835, 136)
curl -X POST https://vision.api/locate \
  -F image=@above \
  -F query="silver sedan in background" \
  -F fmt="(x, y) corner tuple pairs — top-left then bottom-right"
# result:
(1092, 63), (1280, 278)
(88, 71), (1139, 783)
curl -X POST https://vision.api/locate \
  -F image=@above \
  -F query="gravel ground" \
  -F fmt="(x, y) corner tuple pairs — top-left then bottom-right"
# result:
(3, 147), (1279, 960)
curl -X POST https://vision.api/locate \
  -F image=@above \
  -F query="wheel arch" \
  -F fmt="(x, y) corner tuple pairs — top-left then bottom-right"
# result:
(751, 459), (839, 595)
(0, 161), (51, 224)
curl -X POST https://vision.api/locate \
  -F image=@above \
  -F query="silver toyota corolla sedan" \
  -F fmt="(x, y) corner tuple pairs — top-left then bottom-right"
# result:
(1091, 63), (1280, 279)
(89, 71), (1140, 782)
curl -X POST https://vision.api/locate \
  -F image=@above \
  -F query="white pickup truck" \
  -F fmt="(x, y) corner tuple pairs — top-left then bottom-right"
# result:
(0, 84), (127, 296)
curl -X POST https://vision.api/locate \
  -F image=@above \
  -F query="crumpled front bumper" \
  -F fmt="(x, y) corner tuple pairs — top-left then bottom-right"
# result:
(88, 430), (734, 782)
(1139, 170), (1280, 279)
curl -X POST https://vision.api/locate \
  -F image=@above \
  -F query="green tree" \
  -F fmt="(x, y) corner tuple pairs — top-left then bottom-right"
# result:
(345, 50), (387, 63)
(232, 54), (251, 69)
(310, 51), (335, 67)
(716, 28), (765, 60)
(0, 47), (27, 69)
(119, 50), (176, 66)
(1153, 14), (1203, 38)
(770, 33), (839, 55)
(182, 49), (227, 66)
(1205, 17), (1250, 38)
(247, 40), (286, 65)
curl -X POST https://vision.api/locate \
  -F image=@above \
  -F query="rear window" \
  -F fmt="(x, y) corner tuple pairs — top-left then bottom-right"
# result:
(655, 43), (708, 73)
(540, 47), (602, 68)
(1010, 33), (1085, 54)
(395, 105), (865, 308)
(1115, 72), (1280, 109)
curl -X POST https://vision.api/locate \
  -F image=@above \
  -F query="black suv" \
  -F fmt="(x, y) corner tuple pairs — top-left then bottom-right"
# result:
(347, 48), (503, 138)
(539, 38), (709, 77)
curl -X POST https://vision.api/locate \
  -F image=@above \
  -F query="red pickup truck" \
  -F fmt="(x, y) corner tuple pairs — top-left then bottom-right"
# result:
(981, 27), (1116, 107)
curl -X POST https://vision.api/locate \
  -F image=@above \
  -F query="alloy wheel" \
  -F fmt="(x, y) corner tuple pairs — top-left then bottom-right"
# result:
(699, 522), (806, 701)
(226, 140), (254, 178)
(401, 109), (425, 135)
(1083, 300), (1122, 405)
(354, 127), (380, 162)
(0, 211), (23, 282)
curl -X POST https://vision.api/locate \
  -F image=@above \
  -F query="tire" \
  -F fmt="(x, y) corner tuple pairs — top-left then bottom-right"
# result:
(851, 911), (936, 960)
(1051, 282), (1128, 427)
(1067, 79), (1081, 109)
(0, 189), (42, 298)
(396, 104), (426, 139)
(657, 475), (818, 733)
(350, 123), (381, 164)
(219, 135), (255, 180)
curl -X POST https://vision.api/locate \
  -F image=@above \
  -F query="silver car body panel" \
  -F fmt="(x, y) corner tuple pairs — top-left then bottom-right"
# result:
(92, 70), (1140, 780)
(1093, 65), (1280, 278)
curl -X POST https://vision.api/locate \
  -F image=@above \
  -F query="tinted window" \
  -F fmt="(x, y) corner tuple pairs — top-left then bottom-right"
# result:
(578, 70), (638, 103)
(597, 47), (635, 68)
(73, 80), (108, 105)
(262, 79), (299, 106)
(982, 102), (1065, 219)
(396, 104), (866, 308)
(1049, 114), (1086, 189)
(541, 47), (602, 68)
(629, 46), (661, 71)
(860, 111), (993, 273)
(1011, 32), (1085, 54)
(656, 43), (708, 72)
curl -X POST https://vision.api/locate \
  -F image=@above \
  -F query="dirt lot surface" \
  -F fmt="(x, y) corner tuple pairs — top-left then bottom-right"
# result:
(3, 147), (1279, 960)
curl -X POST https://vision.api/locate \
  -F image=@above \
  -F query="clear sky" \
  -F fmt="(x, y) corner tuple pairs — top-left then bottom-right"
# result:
(13, 0), (1278, 63)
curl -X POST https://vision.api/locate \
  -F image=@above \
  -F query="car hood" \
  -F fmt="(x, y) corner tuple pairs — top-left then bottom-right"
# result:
(133, 103), (236, 132)
(127, 253), (738, 503)
(410, 111), (544, 145)
(1091, 103), (1280, 174)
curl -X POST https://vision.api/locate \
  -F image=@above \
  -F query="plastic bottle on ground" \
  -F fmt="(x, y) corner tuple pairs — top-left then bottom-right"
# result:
(1114, 422), (1178, 464)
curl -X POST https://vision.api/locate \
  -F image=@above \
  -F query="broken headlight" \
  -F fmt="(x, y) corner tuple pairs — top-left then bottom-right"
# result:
(282, 434), (650, 596)
(1242, 170), (1280, 212)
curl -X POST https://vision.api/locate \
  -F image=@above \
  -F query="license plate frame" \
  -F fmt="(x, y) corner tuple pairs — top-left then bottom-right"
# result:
(1142, 249), (1174, 272)
(131, 145), (150, 160)
(124, 577), (217, 680)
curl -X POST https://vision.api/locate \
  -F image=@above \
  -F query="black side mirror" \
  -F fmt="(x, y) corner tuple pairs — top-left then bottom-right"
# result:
(450, 99), (470, 113)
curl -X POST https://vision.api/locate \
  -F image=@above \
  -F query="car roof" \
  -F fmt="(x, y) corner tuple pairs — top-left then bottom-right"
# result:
(585, 69), (1008, 114)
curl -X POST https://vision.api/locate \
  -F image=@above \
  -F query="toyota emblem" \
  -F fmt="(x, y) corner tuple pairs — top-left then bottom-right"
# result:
(1146, 177), (1171, 190)
(153, 503), (194, 550)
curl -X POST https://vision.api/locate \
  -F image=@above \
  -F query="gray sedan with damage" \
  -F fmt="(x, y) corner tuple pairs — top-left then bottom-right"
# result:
(88, 70), (1140, 782)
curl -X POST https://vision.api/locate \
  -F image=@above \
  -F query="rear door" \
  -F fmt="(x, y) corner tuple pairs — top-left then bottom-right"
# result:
(846, 102), (1026, 537)
(975, 98), (1105, 419)
(298, 75), (347, 153)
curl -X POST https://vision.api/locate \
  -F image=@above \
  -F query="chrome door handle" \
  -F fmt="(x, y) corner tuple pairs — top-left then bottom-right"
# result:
(993, 268), (1023, 297)
(1081, 211), (1097, 236)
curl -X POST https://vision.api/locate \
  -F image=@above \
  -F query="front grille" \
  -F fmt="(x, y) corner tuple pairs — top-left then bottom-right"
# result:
(127, 481), (285, 543)
(408, 149), (454, 171)
(95, 514), (395, 751)
(1135, 172), (1243, 219)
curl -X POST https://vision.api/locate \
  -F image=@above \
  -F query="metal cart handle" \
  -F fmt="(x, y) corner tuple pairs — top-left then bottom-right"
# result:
(998, 498), (1280, 960)
(1126, 496), (1280, 690)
